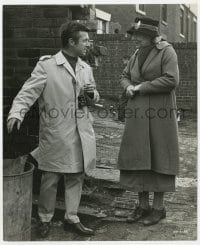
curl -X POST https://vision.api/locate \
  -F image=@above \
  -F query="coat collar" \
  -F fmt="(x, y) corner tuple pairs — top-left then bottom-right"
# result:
(141, 48), (159, 74)
(154, 36), (171, 50)
(55, 51), (86, 80)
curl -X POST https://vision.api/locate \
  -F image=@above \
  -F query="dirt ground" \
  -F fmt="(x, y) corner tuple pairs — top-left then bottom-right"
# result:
(31, 114), (197, 241)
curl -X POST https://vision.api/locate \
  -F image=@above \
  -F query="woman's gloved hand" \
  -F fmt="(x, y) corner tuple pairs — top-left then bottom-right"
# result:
(126, 84), (142, 98)
(126, 85), (135, 98)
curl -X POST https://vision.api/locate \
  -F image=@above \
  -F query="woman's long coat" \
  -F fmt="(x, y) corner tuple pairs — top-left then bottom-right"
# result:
(8, 51), (99, 174)
(118, 41), (179, 175)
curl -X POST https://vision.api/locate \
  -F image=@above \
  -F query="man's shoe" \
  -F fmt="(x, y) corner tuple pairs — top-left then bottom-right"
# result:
(143, 207), (166, 226)
(127, 206), (151, 223)
(38, 222), (51, 238)
(63, 221), (94, 236)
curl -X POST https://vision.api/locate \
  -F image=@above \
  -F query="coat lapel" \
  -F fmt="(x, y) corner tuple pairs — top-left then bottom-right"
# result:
(132, 57), (141, 80)
(76, 58), (85, 74)
(141, 47), (159, 75)
(63, 62), (77, 81)
(141, 39), (171, 75)
(55, 51), (77, 81)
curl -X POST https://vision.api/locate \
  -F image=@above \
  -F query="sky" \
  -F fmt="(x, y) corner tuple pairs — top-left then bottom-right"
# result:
(186, 4), (197, 15)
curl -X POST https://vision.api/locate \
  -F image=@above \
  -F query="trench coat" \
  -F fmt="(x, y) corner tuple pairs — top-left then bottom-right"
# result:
(117, 40), (179, 175)
(8, 51), (99, 174)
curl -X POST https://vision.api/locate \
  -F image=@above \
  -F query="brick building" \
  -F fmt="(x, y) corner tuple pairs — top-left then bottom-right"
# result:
(97, 4), (197, 42)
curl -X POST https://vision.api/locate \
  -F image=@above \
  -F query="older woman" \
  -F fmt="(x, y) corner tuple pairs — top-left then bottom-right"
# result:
(118, 17), (179, 226)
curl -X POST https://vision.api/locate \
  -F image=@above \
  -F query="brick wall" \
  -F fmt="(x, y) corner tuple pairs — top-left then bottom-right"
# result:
(3, 5), (72, 88)
(173, 43), (197, 112)
(92, 34), (197, 112)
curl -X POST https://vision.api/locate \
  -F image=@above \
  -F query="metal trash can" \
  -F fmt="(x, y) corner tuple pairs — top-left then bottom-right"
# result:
(3, 157), (34, 241)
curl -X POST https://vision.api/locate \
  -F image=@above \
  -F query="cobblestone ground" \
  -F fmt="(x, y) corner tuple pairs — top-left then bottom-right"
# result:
(31, 112), (197, 241)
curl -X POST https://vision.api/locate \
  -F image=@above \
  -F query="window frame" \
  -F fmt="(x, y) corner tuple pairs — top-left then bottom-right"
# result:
(193, 17), (197, 41)
(97, 19), (109, 34)
(179, 5), (185, 38)
(135, 4), (146, 15)
(161, 4), (168, 25)
(96, 8), (111, 34)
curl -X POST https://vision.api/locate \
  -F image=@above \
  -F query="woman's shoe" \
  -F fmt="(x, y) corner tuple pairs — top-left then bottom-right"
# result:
(127, 206), (151, 223)
(143, 207), (166, 226)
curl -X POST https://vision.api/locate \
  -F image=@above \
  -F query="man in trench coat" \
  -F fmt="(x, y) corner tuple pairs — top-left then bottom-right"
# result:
(7, 21), (99, 237)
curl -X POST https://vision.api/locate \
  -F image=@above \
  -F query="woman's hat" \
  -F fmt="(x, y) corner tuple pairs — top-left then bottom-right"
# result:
(127, 17), (159, 38)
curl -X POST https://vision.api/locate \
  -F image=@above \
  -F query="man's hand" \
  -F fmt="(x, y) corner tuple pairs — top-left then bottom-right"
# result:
(83, 84), (95, 94)
(126, 85), (135, 98)
(7, 118), (21, 134)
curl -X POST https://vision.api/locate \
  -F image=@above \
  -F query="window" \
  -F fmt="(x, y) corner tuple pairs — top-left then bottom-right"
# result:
(190, 16), (193, 40)
(161, 4), (167, 23)
(139, 5), (145, 12)
(96, 8), (110, 34)
(102, 20), (107, 34)
(136, 4), (146, 15)
(97, 19), (109, 34)
(97, 19), (103, 34)
(180, 7), (184, 36)
(193, 18), (197, 41)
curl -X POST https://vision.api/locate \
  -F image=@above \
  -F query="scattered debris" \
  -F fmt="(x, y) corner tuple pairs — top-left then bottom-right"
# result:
(114, 209), (130, 218)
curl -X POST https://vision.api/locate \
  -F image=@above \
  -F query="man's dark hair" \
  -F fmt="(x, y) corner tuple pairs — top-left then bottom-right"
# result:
(60, 21), (90, 47)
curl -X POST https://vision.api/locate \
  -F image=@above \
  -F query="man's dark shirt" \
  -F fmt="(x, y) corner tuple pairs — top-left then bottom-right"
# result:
(62, 51), (78, 72)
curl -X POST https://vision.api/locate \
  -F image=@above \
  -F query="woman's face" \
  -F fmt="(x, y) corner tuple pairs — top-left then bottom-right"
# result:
(131, 33), (152, 48)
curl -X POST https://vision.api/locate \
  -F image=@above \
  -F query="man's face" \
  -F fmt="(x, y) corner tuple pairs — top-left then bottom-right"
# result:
(72, 31), (90, 57)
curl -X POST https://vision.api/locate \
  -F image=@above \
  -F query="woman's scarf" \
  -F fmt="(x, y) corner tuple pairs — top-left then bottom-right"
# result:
(137, 44), (155, 72)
